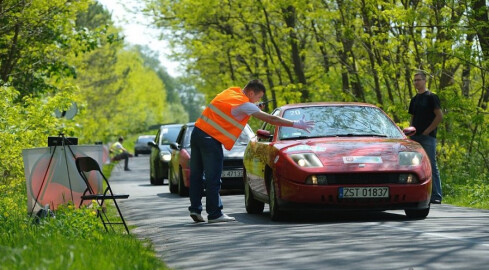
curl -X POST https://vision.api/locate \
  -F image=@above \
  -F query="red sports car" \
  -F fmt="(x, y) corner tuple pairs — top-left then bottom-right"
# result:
(243, 103), (432, 221)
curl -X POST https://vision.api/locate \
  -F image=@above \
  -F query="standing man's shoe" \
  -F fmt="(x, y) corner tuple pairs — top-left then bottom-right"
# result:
(430, 199), (441, 204)
(190, 212), (205, 222)
(124, 168), (131, 171)
(208, 214), (236, 223)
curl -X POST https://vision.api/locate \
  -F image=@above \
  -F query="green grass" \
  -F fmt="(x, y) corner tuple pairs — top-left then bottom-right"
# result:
(0, 164), (169, 270)
(439, 159), (489, 209)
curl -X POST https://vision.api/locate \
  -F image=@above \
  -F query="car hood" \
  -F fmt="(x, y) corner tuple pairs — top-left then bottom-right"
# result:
(158, 144), (172, 152)
(223, 144), (246, 158)
(277, 137), (425, 169)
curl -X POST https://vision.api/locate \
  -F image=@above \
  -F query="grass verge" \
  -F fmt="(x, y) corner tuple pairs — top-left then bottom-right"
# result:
(0, 164), (169, 270)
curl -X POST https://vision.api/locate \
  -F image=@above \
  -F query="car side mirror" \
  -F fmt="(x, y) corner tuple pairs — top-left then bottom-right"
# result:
(256, 129), (272, 140)
(169, 142), (180, 150)
(147, 141), (158, 148)
(403, 126), (416, 136)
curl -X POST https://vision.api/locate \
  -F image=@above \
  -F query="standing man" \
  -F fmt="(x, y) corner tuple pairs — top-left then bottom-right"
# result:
(189, 79), (314, 223)
(110, 136), (133, 171)
(409, 72), (443, 204)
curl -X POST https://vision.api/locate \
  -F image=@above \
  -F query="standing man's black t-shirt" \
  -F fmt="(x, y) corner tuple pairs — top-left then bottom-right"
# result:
(408, 91), (441, 138)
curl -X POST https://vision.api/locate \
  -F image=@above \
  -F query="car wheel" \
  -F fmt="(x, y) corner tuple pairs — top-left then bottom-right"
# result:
(244, 176), (264, 214)
(178, 168), (189, 197)
(135, 151), (138, 157)
(150, 163), (155, 185)
(169, 166), (177, 194)
(150, 175), (157, 185)
(153, 161), (164, 185)
(405, 207), (430, 219)
(269, 178), (284, 221)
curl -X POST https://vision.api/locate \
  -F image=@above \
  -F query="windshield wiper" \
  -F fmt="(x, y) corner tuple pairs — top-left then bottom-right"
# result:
(335, 133), (388, 137)
(281, 135), (325, 140)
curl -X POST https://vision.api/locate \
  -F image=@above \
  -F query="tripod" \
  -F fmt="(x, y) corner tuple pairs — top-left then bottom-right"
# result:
(29, 133), (78, 217)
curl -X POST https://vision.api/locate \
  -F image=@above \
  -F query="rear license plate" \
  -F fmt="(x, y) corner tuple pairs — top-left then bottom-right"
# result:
(339, 187), (389, 198)
(221, 170), (243, 178)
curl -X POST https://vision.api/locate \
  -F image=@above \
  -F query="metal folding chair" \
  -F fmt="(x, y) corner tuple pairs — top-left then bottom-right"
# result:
(75, 156), (130, 234)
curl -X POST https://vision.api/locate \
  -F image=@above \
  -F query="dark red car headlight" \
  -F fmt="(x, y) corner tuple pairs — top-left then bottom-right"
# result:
(399, 152), (423, 166)
(288, 153), (323, 168)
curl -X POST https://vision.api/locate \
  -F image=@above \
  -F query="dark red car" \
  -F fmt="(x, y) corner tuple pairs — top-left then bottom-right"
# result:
(169, 122), (254, 196)
(243, 103), (432, 221)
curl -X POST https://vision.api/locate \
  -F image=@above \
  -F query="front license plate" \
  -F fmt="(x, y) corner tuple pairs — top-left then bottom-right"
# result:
(339, 187), (389, 198)
(221, 170), (243, 178)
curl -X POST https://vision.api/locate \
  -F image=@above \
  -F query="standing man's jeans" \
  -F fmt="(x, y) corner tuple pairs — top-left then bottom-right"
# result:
(411, 135), (442, 201)
(188, 127), (224, 219)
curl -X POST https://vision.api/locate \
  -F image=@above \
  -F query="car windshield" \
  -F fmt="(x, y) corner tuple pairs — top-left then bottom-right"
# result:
(159, 126), (181, 145)
(137, 136), (155, 144)
(279, 106), (403, 140)
(236, 125), (253, 145)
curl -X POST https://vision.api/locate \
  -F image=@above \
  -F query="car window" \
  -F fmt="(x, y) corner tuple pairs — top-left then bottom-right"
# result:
(175, 126), (186, 144)
(278, 106), (403, 140)
(159, 126), (182, 145)
(259, 109), (280, 142)
(137, 136), (155, 144)
(183, 126), (194, 147)
(236, 125), (253, 145)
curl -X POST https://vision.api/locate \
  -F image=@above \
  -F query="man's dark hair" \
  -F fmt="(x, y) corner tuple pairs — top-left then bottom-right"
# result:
(244, 79), (266, 94)
(118, 136), (124, 142)
(414, 71), (427, 80)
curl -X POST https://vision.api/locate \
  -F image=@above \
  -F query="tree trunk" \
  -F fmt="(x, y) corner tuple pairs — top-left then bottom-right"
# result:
(282, 5), (309, 102)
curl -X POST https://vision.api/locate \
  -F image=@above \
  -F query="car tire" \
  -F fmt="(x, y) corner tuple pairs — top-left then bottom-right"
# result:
(178, 168), (189, 197)
(150, 164), (155, 185)
(135, 151), (139, 157)
(153, 162), (164, 185)
(405, 207), (430, 219)
(269, 178), (284, 221)
(169, 166), (177, 194)
(150, 175), (157, 185)
(244, 176), (264, 214)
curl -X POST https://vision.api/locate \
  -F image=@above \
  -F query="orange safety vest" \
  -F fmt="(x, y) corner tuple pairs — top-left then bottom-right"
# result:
(196, 87), (251, 150)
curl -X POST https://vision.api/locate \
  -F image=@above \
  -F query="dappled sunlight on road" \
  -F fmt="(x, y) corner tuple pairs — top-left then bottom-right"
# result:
(110, 156), (489, 270)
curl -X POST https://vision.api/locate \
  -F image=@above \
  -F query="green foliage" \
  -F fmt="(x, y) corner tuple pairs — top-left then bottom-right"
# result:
(145, 0), (489, 208)
(0, 86), (78, 184)
(0, 2), (183, 269)
(0, 0), (94, 97)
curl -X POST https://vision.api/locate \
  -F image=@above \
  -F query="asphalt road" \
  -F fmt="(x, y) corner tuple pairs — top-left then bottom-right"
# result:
(110, 156), (489, 270)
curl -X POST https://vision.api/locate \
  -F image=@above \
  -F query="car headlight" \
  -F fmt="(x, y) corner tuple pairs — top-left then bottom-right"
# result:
(289, 153), (323, 168)
(399, 173), (419, 184)
(305, 175), (328, 185)
(399, 152), (422, 166)
(160, 151), (171, 162)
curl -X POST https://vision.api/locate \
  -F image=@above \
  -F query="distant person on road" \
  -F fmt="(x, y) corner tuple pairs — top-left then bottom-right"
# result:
(189, 79), (314, 223)
(110, 136), (133, 171)
(409, 71), (443, 204)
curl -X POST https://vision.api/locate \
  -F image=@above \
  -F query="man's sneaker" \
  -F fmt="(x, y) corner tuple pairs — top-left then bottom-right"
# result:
(431, 199), (442, 204)
(208, 214), (236, 223)
(190, 212), (205, 222)
(124, 168), (131, 171)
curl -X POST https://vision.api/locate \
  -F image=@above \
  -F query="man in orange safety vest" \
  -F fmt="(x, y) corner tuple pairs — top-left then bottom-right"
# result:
(189, 79), (314, 223)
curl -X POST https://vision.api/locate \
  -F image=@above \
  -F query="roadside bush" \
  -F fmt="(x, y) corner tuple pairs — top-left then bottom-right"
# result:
(0, 86), (168, 269)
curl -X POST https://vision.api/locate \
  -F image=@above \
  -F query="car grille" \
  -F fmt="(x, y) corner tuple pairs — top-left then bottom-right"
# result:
(325, 173), (401, 185)
(223, 159), (243, 167)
